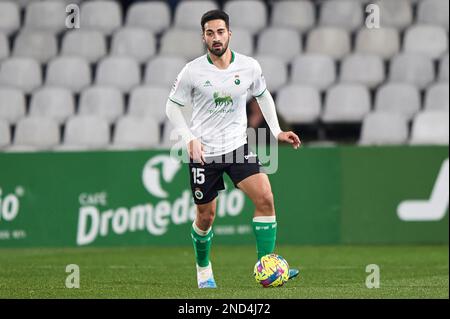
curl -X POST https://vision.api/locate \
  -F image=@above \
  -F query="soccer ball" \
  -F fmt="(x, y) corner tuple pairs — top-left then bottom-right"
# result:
(254, 253), (290, 287)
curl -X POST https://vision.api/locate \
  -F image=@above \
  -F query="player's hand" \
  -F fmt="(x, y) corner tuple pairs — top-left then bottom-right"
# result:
(188, 139), (206, 165)
(278, 131), (301, 149)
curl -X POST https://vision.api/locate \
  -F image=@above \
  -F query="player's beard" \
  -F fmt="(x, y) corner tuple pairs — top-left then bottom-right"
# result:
(208, 38), (229, 58)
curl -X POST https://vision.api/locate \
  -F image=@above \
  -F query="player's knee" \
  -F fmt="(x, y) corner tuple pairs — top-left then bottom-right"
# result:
(202, 213), (215, 225)
(197, 208), (215, 226)
(256, 190), (274, 212)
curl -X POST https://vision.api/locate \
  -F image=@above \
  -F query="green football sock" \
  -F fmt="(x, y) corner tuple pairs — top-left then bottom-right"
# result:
(191, 222), (213, 267)
(252, 216), (277, 260)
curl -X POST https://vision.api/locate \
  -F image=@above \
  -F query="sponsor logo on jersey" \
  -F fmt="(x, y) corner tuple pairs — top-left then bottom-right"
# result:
(213, 92), (233, 107)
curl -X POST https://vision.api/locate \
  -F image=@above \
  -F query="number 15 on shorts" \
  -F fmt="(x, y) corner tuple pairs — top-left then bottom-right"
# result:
(192, 168), (205, 185)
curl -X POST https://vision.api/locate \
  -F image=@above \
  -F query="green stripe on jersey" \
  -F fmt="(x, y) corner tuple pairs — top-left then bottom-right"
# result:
(254, 88), (267, 98)
(169, 97), (184, 107)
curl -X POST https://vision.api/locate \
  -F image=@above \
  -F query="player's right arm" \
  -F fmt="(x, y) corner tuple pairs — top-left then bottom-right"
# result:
(165, 100), (205, 164)
(165, 65), (205, 165)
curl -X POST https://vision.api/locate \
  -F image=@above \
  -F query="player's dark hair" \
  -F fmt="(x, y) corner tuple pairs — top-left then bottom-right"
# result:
(201, 10), (230, 32)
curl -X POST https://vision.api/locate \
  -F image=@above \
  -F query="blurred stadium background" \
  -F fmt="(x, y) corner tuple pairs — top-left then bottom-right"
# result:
(0, 0), (448, 148)
(0, 0), (448, 298)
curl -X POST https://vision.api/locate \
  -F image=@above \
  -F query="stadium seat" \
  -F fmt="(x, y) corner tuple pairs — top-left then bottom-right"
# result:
(0, 1), (20, 36)
(46, 56), (91, 93)
(306, 27), (351, 60)
(439, 54), (449, 82)
(13, 117), (60, 150)
(271, 0), (315, 32)
(96, 57), (141, 93)
(80, 0), (122, 35)
(125, 1), (171, 34)
(374, 0), (413, 29)
(224, 0), (267, 35)
(112, 116), (160, 150)
(276, 85), (321, 124)
(340, 54), (384, 89)
(145, 56), (187, 88)
(425, 83), (449, 112)
(63, 115), (110, 150)
(161, 120), (178, 148)
(254, 56), (287, 93)
(0, 57), (42, 93)
(355, 28), (400, 59)
(375, 83), (420, 120)
(0, 32), (9, 61)
(0, 87), (25, 124)
(0, 119), (10, 149)
(160, 29), (205, 61)
(128, 86), (170, 124)
(174, 0), (219, 30)
(29, 87), (75, 124)
(359, 112), (409, 145)
(418, 0), (449, 30)
(12, 31), (58, 64)
(24, 0), (67, 34)
(319, 0), (363, 32)
(410, 111), (449, 145)
(322, 84), (371, 123)
(389, 54), (434, 89)
(291, 54), (336, 91)
(61, 30), (107, 64)
(79, 86), (124, 124)
(230, 28), (253, 56)
(256, 28), (302, 63)
(404, 25), (448, 59)
(111, 28), (156, 63)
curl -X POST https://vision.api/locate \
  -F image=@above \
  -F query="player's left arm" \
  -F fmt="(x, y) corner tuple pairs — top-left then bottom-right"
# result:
(255, 90), (301, 149)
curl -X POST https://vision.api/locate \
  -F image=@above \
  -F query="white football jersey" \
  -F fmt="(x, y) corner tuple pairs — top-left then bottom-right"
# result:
(169, 51), (267, 157)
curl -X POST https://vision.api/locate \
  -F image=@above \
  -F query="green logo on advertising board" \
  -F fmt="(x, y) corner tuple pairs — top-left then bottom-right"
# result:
(0, 188), (20, 223)
(0, 186), (26, 241)
(397, 158), (449, 221)
(142, 155), (181, 199)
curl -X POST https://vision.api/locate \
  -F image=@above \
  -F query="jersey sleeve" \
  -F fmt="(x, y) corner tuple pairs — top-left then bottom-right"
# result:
(250, 59), (267, 98)
(169, 65), (192, 107)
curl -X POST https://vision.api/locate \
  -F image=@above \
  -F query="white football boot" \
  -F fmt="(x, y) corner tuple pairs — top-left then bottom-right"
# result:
(196, 262), (217, 288)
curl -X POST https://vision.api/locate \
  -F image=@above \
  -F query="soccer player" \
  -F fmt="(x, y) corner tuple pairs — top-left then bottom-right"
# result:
(166, 10), (301, 288)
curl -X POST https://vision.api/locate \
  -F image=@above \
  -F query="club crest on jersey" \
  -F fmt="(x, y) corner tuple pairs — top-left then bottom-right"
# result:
(234, 75), (240, 85)
(213, 92), (233, 107)
(204, 80), (212, 87)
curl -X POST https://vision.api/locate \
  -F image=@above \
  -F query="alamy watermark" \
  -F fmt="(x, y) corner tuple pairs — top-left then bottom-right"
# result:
(168, 127), (280, 174)
(365, 264), (380, 289)
(65, 4), (80, 29)
(65, 264), (80, 289)
(366, 4), (381, 29)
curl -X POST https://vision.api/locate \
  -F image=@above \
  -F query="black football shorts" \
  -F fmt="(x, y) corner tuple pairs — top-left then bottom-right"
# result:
(188, 144), (262, 205)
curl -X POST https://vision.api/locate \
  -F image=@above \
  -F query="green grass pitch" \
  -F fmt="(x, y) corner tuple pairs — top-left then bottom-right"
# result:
(0, 245), (448, 299)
